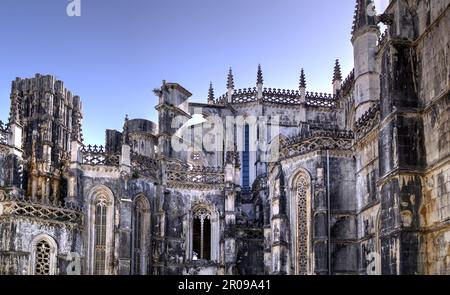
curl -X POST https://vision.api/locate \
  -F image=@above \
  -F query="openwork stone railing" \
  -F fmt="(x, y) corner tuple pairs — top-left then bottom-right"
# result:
(355, 103), (380, 140)
(232, 88), (257, 104)
(131, 152), (158, 180)
(81, 144), (120, 166)
(0, 120), (9, 146)
(281, 129), (354, 159)
(213, 88), (337, 108)
(167, 162), (225, 189)
(0, 194), (83, 226)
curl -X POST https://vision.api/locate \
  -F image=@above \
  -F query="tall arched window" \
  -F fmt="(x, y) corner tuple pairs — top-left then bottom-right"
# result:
(35, 240), (52, 275)
(133, 197), (150, 275)
(242, 124), (250, 189)
(94, 197), (108, 275)
(291, 170), (311, 275)
(193, 207), (212, 260)
(89, 186), (114, 275)
(30, 235), (57, 275)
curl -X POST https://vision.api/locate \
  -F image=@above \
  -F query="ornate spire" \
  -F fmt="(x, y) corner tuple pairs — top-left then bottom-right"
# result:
(299, 68), (306, 89)
(227, 68), (235, 89)
(352, 0), (377, 37)
(256, 64), (263, 85)
(333, 59), (342, 83)
(9, 90), (22, 125)
(208, 82), (215, 103)
(123, 114), (129, 145)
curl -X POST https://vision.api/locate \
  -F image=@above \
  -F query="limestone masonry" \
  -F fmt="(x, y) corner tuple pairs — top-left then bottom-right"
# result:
(0, 0), (449, 275)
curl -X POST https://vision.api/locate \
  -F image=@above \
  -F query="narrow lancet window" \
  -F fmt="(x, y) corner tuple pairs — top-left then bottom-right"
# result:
(193, 207), (211, 260)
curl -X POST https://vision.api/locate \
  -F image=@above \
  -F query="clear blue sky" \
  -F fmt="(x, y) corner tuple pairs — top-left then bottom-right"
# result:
(0, 0), (387, 144)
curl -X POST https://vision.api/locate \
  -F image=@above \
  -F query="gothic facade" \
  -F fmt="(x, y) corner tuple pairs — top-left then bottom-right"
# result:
(0, 0), (449, 275)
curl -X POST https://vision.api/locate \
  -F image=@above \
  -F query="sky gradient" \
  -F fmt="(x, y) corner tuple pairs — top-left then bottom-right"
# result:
(0, 0), (389, 144)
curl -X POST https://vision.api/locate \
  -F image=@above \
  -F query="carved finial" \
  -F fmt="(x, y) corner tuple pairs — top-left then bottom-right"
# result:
(227, 68), (234, 89)
(333, 59), (342, 83)
(123, 114), (130, 145)
(257, 64), (263, 85)
(352, 0), (377, 37)
(299, 68), (306, 89)
(208, 82), (215, 103)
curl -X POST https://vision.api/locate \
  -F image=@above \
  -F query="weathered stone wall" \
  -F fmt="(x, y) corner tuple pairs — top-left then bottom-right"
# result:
(0, 153), (6, 187)
(0, 218), (83, 275)
(413, 0), (449, 275)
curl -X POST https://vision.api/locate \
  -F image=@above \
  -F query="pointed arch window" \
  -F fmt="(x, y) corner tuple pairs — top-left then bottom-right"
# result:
(133, 197), (150, 275)
(291, 171), (311, 275)
(89, 186), (114, 276)
(94, 197), (108, 275)
(30, 235), (57, 275)
(34, 240), (52, 275)
(242, 124), (250, 189)
(193, 207), (211, 260)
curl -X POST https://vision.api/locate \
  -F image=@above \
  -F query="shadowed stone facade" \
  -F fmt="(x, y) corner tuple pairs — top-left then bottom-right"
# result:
(0, 0), (449, 275)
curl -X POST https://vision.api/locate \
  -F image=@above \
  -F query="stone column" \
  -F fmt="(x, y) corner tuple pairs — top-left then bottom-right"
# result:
(224, 186), (237, 274)
(120, 143), (131, 173)
(378, 37), (424, 275)
(118, 196), (133, 275)
(8, 123), (23, 158)
(66, 140), (82, 206)
(270, 169), (289, 274)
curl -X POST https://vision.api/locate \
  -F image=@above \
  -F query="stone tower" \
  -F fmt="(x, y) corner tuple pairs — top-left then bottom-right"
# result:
(352, 0), (380, 121)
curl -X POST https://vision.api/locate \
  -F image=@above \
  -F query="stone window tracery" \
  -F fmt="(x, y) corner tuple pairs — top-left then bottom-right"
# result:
(34, 240), (52, 275)
(30, 235), (57, 275)
(294, 172), (310, 275)
(94, 197), (107, 275)
(193, 207), (212, 260)
(88, 186), (114, 275)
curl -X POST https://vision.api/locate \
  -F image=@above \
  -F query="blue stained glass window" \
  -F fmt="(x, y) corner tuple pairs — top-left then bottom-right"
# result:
(243, 124), (250, 189)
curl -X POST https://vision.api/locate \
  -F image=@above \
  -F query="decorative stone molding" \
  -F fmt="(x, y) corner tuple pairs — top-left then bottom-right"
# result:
(0, 194), (82, 226)
(252, 174), (268, 193)
(131, 152), (158, 180)
(292, 171), (310, 275)
(0, 120), (9, 146)
(340, 69), (355, 98)
(167, 163), (225, 190)
(355, 103), (380, 141)
(280, 129), (353, 160)
(211, 88), (337, 108)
